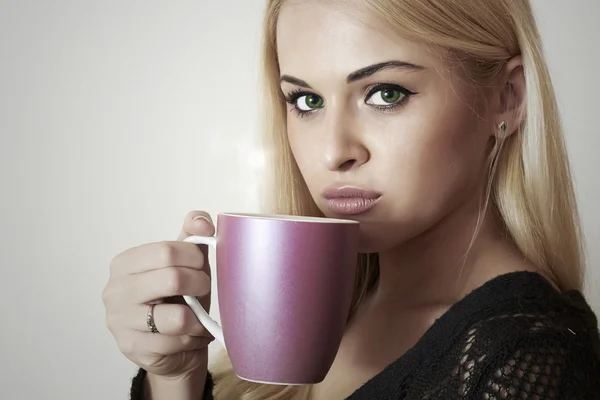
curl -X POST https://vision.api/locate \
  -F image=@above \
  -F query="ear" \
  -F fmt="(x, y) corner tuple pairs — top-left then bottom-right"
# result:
(493, 55), (526, 138)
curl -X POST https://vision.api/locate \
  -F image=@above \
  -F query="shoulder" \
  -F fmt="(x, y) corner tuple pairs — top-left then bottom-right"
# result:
(347, 272), (599, 399)
(448, 274), (600, 399)
(463, 316), (600, 398)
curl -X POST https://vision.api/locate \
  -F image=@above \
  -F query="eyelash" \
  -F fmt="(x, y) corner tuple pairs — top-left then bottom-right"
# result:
(283, 83), (417, 118)
(284, 90), (315, 118)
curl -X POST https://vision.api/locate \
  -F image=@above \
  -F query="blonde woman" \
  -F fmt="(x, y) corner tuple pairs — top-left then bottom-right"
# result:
(103, 0), (600, 399)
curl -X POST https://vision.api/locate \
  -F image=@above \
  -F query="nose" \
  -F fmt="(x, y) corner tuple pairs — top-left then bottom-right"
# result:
(321, 111), (369, 172)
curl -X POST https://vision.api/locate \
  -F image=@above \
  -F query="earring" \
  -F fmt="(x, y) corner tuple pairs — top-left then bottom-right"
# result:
(498, 121), (508, 134)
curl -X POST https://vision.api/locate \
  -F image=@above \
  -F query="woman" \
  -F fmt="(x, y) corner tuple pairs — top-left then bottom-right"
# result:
(103, 0), (600, 399)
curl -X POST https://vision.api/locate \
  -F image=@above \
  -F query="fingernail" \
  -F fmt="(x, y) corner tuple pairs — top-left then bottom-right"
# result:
(192, 215), (212, 225)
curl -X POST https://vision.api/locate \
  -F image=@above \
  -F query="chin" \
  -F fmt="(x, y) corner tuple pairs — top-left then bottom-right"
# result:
(317, 206), (416, 253)
(357, 241), (382, 254)
(356, 223), (406, 254)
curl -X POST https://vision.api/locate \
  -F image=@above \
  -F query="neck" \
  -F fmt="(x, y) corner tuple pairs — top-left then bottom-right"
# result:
(372, 199), (536, 309)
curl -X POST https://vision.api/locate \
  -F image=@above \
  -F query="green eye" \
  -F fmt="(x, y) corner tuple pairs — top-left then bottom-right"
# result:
(297, 94), (324, 110)
(365, 84), (415, 110)
(381, 89), (402, 103)
(369, 88), (404, 105)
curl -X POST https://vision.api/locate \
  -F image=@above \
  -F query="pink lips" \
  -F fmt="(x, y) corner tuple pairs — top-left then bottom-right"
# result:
(322, 186), (382, 216)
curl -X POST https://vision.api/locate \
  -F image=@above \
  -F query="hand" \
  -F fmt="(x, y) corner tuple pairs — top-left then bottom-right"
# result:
(103, 211), (216, 379)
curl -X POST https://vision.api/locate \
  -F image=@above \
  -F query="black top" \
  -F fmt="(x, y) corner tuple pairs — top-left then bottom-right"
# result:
(130, 271), (600, 399)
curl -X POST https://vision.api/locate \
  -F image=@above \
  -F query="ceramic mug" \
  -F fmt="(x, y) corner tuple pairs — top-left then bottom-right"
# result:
(183, 213), (359, 385)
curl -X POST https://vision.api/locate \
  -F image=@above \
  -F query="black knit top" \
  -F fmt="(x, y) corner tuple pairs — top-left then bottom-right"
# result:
(131, 271), (600, 399)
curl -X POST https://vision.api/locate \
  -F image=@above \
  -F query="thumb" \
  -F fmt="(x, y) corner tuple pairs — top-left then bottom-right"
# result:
(177, 210), (215, 241)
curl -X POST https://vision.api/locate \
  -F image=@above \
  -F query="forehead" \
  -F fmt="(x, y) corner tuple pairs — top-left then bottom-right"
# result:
(275, 1), (436, 77)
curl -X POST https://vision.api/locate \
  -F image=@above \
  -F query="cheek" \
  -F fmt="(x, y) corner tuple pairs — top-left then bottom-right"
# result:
(414, 123), (485, 192)
(371, 110), (488, 228)
(409, 125), (485, 204)
(288, 125), (309, 170)
(358, 122), (488, 252)
(287, 124), (322, 188)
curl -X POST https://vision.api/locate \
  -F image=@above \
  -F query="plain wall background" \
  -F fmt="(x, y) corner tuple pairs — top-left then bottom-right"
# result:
(0, 1), (598, 399)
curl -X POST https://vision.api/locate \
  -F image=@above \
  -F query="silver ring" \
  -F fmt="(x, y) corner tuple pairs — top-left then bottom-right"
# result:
(146, 304), (160, 333)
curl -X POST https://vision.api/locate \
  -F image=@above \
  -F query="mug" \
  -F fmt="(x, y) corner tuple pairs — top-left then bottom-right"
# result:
(182, 213), (359, 385)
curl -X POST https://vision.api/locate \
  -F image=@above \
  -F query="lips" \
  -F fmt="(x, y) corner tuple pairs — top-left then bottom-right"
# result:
(321, 186), (382, 216)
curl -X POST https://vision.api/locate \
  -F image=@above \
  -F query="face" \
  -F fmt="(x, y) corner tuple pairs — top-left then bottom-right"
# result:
(276, 1), (494, 252)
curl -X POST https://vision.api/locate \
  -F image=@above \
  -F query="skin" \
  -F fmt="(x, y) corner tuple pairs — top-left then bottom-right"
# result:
(103, 1), (540, 399)
(103, 211), (216, 400)
(276, 2), (537, 398)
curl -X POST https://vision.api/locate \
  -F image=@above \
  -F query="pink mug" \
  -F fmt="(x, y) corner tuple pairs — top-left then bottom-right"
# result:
(182, 213), (359, 385)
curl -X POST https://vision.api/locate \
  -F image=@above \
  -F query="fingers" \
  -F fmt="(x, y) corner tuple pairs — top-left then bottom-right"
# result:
(126, 303), (213, 337)
(110, 241), (205, 277)
(116, 267), (211, 304)
(177, 211), (215, 241)
(104, 210), (218, 373)
(117, 330), (214, 358)
(109, 211), (215, 278)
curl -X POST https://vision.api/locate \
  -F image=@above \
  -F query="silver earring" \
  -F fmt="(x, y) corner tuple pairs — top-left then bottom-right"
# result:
(498, 121), (508, 133)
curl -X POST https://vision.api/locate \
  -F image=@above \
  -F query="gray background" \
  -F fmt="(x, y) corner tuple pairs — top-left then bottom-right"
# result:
(0, 1), (598, 399)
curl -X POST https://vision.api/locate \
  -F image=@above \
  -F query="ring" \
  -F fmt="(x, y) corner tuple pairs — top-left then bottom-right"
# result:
(146, 304), (160, 333)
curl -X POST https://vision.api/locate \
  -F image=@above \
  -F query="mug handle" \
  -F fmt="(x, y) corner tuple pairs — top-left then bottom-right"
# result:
(182, 235), (226, 349)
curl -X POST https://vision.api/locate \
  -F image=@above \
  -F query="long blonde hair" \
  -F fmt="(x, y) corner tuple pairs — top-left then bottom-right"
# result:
(211, 1), (586, 398)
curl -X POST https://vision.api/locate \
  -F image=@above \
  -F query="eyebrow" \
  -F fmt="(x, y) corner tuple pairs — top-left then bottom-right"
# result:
(280, 60), (424, 89)
(280, 75), (312, 89)
(346, 60), (425, 83)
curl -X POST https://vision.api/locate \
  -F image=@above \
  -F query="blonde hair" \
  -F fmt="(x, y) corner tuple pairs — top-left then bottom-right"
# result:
(210, 1), (586, 398)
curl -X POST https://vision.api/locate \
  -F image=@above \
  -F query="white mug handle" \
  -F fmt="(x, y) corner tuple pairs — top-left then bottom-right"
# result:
(182, 235), (226, 349)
